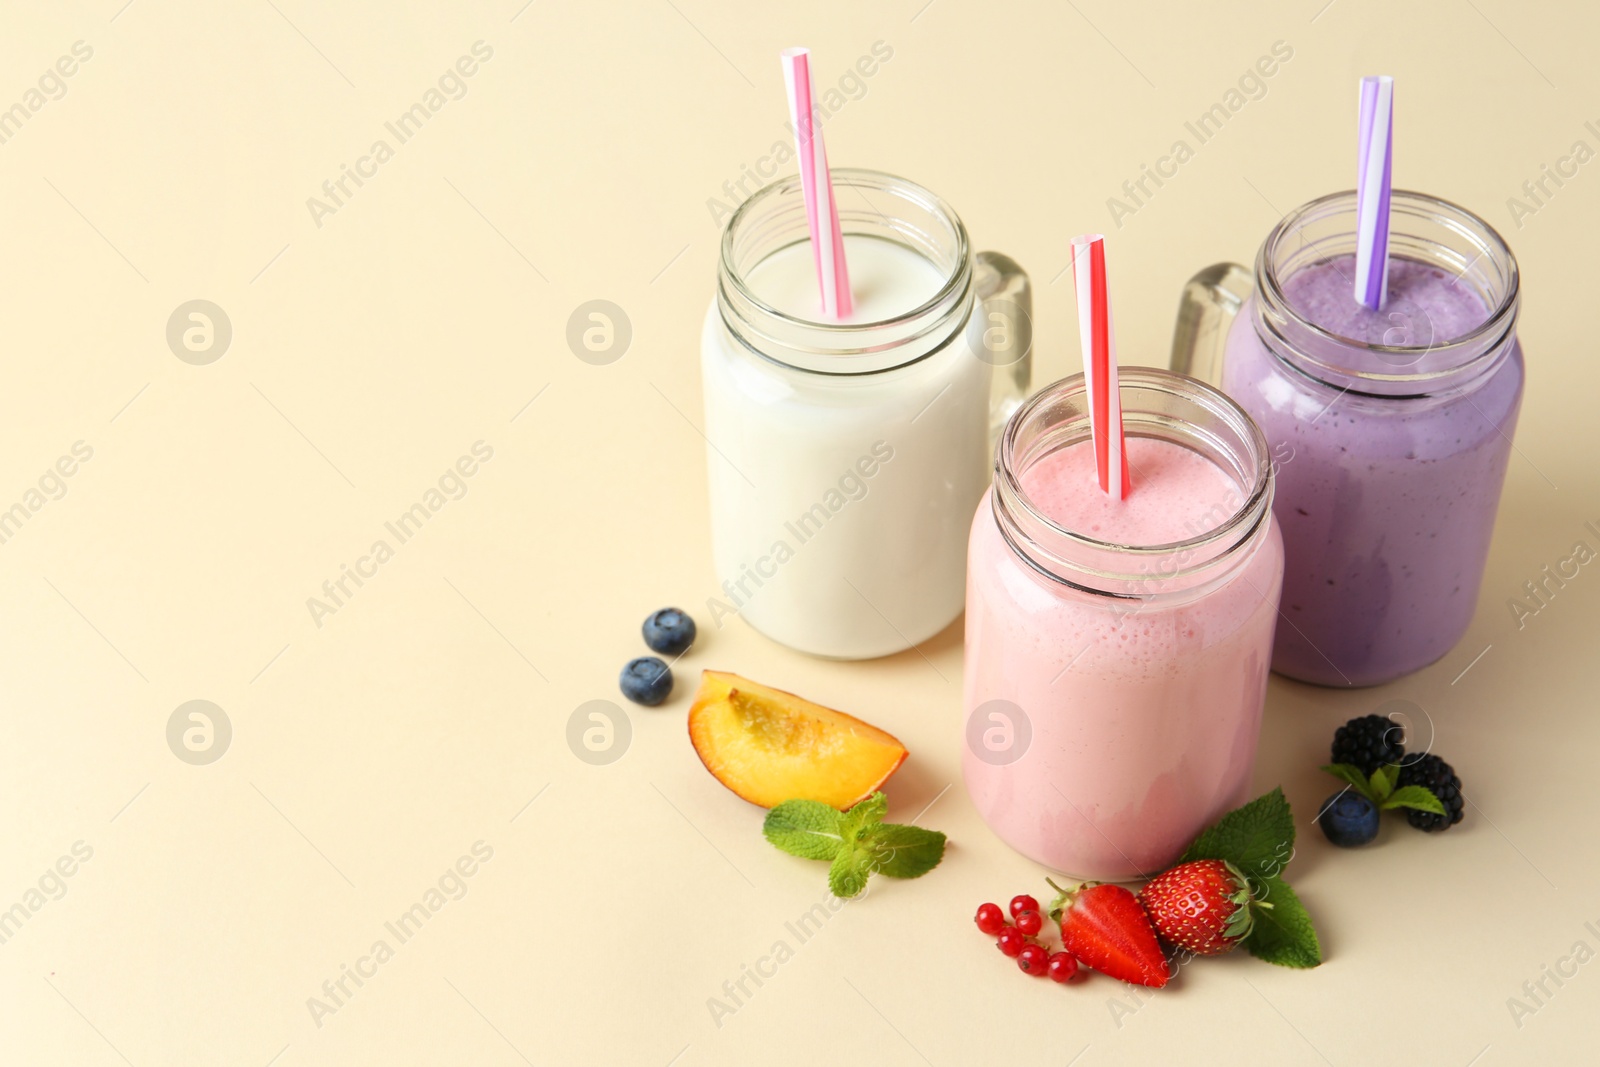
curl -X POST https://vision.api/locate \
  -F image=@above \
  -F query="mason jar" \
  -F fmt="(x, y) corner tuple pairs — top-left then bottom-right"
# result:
(701, 169), (1032, 659)
(1172, 190), (1524, 686)
(963, 369), (1284, 879)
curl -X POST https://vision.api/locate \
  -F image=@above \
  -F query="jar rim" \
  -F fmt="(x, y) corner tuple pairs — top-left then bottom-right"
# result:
(993, 369), (1274, 596)
(719, 168), (971, 331)
(1255, 189), (1520, 393)
(715, 169), (977, 375)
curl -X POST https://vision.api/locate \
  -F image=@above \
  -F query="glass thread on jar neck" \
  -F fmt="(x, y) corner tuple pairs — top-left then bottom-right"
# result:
(991, 369), (1274, 600)
(716, 169), (973, 376)
(1252, 189), (1520, 399)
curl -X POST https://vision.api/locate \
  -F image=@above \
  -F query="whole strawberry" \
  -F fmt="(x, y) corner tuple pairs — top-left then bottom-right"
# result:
(1046, 879), (1169, 988)
(1138, 859), (1258, 956)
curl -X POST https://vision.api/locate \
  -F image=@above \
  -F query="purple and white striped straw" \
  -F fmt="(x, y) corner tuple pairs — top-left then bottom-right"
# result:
(1353, 75), (1394, 311)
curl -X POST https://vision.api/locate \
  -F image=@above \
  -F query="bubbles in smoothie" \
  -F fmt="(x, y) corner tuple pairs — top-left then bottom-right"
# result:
(1000, 438), (1274, 681)
(1020, 437), (1241, 548)
(1282, 254), (1489, 356)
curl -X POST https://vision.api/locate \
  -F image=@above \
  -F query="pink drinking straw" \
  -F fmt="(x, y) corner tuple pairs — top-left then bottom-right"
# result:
(781, 47), (852, 319)
(1354, 75), (1394, 311)
(1070, 235), (1129, 501)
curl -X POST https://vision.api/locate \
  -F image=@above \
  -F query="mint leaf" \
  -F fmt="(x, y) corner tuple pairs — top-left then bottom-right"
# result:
(1367, 765), (1397, 803)
(863, 824), (946, 879)
(1320, 764), (1375, 800)
(1180, 787), (1295, 884)
(841, 792), (888, 839)
(768, 793), (946, 898)
(1244, 875), (1321, 968)
(1382, 785), (1446, 816)
(828, 847), (872, 898)
(763, 800), (844, 860)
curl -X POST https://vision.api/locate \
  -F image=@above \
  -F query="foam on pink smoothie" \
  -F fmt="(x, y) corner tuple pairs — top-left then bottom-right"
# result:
(1020, 437), (1240, 546)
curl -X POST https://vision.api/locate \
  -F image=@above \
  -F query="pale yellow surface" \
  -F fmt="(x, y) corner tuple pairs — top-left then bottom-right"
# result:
(0, 2), (1595, 1065)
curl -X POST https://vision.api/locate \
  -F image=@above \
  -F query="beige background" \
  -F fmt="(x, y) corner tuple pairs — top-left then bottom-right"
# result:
(0, 1), (1595, 1064)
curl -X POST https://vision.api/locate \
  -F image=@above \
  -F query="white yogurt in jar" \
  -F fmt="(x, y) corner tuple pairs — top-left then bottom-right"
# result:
(701, 233), (993, 659)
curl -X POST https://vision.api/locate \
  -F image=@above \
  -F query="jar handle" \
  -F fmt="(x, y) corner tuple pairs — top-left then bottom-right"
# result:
(973, 251), (1033, 447)
(1169, 262), (1254, 385)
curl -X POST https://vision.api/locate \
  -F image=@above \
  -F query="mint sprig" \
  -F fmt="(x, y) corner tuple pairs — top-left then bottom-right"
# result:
(761, 797), (845, 860)
(762, 793), (946, 898)
(863, 824), (948, 879)
(1180, 787), (1321, 968)
(1181, 786), (1296, 879)
(1241, 874), (1320, 968)
(1321, 763), (1446, 816)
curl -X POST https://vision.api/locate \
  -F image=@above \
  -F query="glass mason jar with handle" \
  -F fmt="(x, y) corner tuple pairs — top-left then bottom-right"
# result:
(701, 169), (1031, 660)
(962, 369), (1284, 879)
(1172, 190), (1524, 687)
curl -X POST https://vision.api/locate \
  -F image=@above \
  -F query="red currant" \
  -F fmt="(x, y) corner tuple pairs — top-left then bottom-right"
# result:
(1046, 952), (1079, 983)
(974, 902), (1006, 935)
(1017, 943), (1049, 975)
(1014, 909), (1043, 937)
(996, 927), (1026, 958)
(1009, 894), (1040, 919)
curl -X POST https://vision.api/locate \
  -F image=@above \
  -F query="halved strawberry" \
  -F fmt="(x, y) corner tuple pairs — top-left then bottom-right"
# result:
(1046, 879), (1169, 988)
(1137, 859), (1260, 957)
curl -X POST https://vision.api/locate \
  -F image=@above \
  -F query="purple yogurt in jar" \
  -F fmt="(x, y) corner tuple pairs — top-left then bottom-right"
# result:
(1176, 190), (1524, 687)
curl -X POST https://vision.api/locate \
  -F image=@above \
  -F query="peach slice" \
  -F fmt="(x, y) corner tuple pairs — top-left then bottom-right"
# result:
(688, 670), (908, 810)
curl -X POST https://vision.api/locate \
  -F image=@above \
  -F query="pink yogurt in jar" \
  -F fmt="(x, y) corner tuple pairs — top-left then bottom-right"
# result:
(963, 370), (1284, 878)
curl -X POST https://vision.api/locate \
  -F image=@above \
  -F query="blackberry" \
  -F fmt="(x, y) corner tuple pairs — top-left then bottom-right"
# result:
(1330, 714), (1406, 776)
(1397, 753), (1464, 832)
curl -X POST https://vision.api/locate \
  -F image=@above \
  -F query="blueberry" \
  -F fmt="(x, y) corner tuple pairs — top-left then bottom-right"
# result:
(1319, 790), (1380, 847)
(620, 656), (673, 706)
(642, 608), (696, 656)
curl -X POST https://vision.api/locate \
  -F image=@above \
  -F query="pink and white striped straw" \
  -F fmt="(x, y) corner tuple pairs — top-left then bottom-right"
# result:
(1070, 234), (1129, 501)
(1354, 75), (1394, 311)
(781, 47), (852, 319)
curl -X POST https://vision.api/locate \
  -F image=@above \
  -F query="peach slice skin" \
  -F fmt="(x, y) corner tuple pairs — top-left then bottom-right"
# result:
(687, 670), (908, 810)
